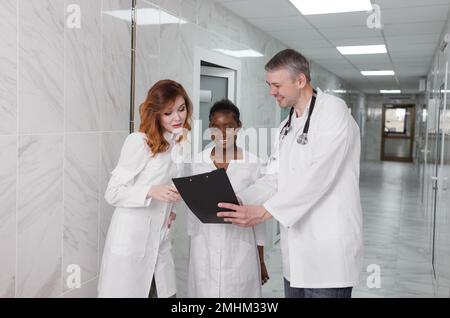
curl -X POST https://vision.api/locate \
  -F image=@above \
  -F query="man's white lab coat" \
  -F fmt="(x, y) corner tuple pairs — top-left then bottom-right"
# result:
(239, 88), (364, 288)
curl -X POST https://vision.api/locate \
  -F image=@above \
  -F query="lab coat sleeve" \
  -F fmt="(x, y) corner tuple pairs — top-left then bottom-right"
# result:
(104, 133), (153, 208)
(263, 100), (352, 228)
(246, 163), (267, 246)
(237, 155), (278, 205)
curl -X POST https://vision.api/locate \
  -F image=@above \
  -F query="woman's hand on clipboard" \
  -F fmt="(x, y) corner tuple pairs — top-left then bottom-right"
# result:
(147, 184), (181, 203)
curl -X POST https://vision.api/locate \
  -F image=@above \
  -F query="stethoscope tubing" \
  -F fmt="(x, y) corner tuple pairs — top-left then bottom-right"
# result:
(279, 88), (317, 145)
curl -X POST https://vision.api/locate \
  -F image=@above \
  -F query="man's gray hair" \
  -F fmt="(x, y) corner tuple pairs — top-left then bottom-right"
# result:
(265, 49), (311, 82)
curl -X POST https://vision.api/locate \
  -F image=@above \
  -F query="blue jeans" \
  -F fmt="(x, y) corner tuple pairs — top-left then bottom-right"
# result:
(284, 278), (352, 298)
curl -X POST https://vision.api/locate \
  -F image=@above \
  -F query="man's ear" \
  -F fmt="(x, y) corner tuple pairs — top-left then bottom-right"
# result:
(298, 73), (307, 89)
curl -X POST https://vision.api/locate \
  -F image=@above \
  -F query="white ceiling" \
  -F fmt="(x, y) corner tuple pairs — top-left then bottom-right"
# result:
(213, 0), (450, 93)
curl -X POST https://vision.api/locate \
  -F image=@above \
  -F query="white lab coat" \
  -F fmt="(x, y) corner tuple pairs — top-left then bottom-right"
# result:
(239, 88), (364, 288)
(187, 148), (269, 298)
(98, 132), (185, 298)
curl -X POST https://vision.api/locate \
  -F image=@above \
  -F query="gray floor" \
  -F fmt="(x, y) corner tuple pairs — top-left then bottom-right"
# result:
(261, 160), (435, 298)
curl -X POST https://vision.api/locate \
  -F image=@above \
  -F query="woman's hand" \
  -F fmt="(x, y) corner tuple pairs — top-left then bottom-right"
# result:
(167, 211), (177, 228)
(147, 185), (181, 203)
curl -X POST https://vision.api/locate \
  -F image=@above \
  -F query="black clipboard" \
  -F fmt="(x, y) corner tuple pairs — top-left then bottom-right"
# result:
(172, 168), (239, 224)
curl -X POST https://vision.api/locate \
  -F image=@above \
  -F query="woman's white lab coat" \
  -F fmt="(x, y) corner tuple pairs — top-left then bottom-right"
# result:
(239, 88), (364, 288)
(187, 148), (268, 298)
(98, 132), (184, 298)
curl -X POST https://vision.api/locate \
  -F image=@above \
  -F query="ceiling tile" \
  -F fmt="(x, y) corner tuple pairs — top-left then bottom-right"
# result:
(360, 77), (398, 85)
(329, 36), (384, 46)
(352, 62), (393, 70)
(383, 21), (445, 36)
(248, 15), (311, 31)
(395, 68), (429, 77)
(268, 28), (323, 41)
(212, 0), (444, 94)
(313, 56), (351, 66)
(381, 5), (450, 24)
(288, 38), (333, 49)
(385, 34), (440, 45)
(391, 56), (433, 65)
(320, 26), (382, 39)
(387, 42), (436, 53)
(391, 52), (431, 61)
(292, 47), (341, 58)
(305, 11), (369, 28)
(324, 67), (361, 76)
(374, 0), (450, 9)
(345, 54), (392, 65)
(219, 0), (297, 19)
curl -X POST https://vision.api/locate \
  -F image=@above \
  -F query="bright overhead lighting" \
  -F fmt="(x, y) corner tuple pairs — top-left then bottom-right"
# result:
(103, 8), (187, 25)
(289, 0), (373, 15)
(213, 49), (264, 58)
(337, 45), (387, 55)
(332, 89), (347, 94)
(361, 70), (395, 76)
(380, 90), (401, 94)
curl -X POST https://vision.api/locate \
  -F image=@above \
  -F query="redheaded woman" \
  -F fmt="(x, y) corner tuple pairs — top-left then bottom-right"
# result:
(98, 80), (192, 298)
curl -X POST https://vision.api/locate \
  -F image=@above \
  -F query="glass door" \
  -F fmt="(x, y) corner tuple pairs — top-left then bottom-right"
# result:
(199, 65), (236, 150)
(435, 62), (450, 297)
(381, 104), (416, 162)
(431, 84), (445, 278)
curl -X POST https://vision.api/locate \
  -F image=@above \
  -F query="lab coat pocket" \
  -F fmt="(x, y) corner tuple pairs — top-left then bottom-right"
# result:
(111, 213), (151, 258)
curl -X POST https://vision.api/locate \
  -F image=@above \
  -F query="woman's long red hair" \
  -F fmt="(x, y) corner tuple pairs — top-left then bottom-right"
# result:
(139, 80), (192, 156)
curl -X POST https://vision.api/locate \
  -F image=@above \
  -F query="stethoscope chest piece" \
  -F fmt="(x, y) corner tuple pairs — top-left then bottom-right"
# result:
(297, 133), (308, 145)
(279, 88), (317, 146)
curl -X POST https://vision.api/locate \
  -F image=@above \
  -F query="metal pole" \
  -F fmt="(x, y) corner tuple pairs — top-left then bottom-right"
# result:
(129, 0), (137, 133)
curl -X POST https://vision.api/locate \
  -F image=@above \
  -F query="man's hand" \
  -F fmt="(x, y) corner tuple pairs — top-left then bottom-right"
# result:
(217, 203), (272, 227)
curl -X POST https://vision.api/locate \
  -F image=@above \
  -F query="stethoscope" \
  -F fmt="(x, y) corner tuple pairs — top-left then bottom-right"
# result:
(279, 88), (317, 145)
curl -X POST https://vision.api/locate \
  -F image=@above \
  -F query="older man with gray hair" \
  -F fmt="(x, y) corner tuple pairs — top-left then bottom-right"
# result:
(218, 49), (364, 298)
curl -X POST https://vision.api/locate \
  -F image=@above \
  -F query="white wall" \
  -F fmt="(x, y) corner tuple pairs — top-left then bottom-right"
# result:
(0, 0), (131, 298)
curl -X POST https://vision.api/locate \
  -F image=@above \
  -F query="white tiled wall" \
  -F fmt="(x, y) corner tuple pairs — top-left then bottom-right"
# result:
(0, 0), (130, 298)
(0, 0), (365, 298)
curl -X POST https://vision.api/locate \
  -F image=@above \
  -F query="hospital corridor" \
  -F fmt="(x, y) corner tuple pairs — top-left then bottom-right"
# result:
(262, 161), (435, 298)
(1, 0), (450, 299)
